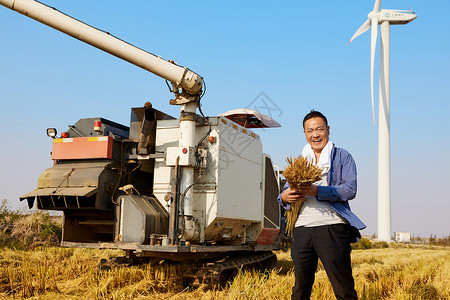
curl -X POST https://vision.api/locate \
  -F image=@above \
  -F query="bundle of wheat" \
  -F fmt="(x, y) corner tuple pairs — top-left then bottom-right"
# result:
(283, 156), (323, 237)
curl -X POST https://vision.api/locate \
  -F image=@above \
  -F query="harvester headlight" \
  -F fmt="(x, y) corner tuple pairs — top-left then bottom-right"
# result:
(46, 128), (57, 139)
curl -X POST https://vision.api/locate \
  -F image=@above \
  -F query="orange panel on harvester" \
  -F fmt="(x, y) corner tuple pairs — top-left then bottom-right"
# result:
(51, 136), (113, 160)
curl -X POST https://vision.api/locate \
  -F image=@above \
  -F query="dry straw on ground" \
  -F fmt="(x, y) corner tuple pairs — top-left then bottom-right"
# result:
(0, 201), (62, 250)
(0, 246), (449, 299)
(283, 156), (322, 236)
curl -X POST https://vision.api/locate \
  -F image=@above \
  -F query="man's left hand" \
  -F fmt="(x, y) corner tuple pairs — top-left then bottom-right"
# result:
(296, 185), (318, 197)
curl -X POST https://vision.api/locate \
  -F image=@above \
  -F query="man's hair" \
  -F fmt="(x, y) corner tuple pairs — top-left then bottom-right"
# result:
(302, 110), (328, 129)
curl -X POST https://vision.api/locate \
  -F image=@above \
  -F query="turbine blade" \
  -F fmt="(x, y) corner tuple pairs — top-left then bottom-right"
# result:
(373, 0), (381, 12)
(370, 18), (378, 124)
(349, 19), (370, 44)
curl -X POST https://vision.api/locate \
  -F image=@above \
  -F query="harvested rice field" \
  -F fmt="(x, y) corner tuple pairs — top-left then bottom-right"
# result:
(0, 246), (448, 299)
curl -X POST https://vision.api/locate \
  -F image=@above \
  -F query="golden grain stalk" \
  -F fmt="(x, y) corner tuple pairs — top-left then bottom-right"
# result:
(283, 156), (323, 237)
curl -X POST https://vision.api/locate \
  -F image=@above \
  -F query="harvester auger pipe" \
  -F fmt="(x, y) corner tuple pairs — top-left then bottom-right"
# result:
(0, 0), (203, 98)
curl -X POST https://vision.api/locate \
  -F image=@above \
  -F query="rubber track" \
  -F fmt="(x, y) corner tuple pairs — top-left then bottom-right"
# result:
(183, 251), (276, 288)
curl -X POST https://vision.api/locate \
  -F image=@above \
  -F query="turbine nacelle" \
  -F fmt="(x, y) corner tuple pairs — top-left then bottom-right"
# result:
(368, 10), (417, 25)
(379, 9), (417, 25)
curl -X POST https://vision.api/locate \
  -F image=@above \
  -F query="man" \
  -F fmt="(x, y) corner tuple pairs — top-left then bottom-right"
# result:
(278, 110), (366, 300)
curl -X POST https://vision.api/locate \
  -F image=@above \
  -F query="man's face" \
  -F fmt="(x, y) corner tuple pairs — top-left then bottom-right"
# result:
(304, 117), (330, 154)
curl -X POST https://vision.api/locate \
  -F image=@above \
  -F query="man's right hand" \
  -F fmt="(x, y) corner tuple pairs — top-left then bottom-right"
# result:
(281, 188), (305, 205)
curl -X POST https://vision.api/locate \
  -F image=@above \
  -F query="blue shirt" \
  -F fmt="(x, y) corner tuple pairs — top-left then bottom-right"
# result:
(277, 146), (366, 242)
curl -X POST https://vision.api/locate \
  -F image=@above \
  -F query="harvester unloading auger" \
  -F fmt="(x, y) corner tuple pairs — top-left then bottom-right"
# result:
(1, 0), (283, 286)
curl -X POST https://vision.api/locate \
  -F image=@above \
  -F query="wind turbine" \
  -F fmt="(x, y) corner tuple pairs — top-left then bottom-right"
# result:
(349, 0), (416, 242)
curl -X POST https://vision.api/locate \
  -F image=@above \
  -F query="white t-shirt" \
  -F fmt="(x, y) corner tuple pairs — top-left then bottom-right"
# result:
(295, 173), (346, 227)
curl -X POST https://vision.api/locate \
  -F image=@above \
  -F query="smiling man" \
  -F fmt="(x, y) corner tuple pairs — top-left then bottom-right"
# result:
(278, 110), (366, 300)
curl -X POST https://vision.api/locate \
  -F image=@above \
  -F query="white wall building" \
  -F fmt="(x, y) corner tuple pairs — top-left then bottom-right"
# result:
(394, 232), (411, 243)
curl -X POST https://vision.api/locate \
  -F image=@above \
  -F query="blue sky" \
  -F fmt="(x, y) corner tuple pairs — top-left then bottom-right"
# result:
(0, 0), (449, 237)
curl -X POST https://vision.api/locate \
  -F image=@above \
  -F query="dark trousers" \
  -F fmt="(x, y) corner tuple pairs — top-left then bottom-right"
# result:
(291, 224), (357, 300)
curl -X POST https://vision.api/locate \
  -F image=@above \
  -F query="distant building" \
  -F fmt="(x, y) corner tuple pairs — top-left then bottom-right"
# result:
(394, 232), (411, 243)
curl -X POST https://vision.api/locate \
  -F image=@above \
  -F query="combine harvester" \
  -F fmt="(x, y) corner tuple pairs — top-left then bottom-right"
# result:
(1, 0), (283, 286)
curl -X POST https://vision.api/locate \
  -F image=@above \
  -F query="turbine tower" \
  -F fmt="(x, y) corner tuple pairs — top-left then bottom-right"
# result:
(349, 0), (416, 241)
